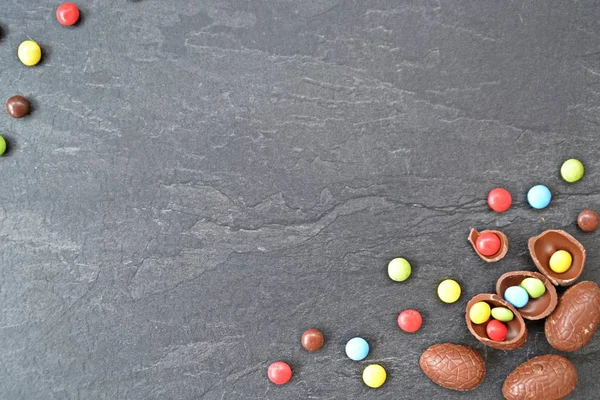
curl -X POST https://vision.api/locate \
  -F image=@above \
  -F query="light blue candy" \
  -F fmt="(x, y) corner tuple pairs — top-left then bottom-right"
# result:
(345, 337), (369, 361)
(504, 286), (529, 308)
(527, 185), (552, 209)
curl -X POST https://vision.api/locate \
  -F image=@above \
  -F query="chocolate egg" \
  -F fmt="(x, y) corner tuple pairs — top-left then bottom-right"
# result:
(468, 228), (508, 262)
(465, 294), (527, 350)
(545, 281), (600, 352)
(419, 343), (485, 391)
(528, 230), (585, 286)
(496, 271), (557, 320)
(502, 354), (578, 400)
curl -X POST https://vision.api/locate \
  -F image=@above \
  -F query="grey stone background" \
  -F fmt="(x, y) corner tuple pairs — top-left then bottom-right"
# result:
(0, 0), (599, 399)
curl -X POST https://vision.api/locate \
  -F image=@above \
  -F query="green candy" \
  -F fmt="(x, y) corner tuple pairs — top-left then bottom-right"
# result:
(387, 258), (411, 282)
(561, 159), (584, 183)
(0, 136), (5, 156)
(491, 307), (514, 322)
(520, 277), (546, 299)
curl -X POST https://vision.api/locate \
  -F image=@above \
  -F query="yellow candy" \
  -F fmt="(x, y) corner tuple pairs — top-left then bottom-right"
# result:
(437, 279), (461, 303)
(469, 301), (491, 324)
(549, 250), (572, 274)
(362, 364), (386, 388)
(18, 40), (42, 66)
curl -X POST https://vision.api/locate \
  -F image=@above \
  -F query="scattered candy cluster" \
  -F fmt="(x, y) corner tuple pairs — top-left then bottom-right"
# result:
(0, 3), (80, 156)
(267, 158), (599, 397)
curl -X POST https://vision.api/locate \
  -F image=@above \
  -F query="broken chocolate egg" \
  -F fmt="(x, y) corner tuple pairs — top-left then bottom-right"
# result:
(528, 229), (585, 286)
(465, 294), (527, 350)
(502, 354), (578, 400)
(545, 281), (600, 352)
(496, 271), (557, 320)
(419, 343), (485, 391)
(468, 228), (508, 262)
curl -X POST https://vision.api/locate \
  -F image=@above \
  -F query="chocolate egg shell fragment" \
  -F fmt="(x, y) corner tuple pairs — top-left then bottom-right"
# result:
(545, 281), (600, 352)
(528, 229), (585, 286)
(502, 354), (578, 400)
(466, 294), (527, 350)
(468, 228), (508, 262)
(419, 343), (485, 391)
(496, 271), (557, 320)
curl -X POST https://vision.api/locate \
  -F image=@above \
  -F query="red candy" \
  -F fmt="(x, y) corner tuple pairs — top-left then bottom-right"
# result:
(475, 232), (501, 256)
(398, 309), (423, 333)
(487, 188), (512, 213)
(267, 361), (292, 385)
(486, 319), (508, 341)
(56, 2), (80, 26)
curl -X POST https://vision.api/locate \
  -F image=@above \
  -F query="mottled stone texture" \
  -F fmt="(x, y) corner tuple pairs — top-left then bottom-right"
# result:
(0, 1), (599, 399)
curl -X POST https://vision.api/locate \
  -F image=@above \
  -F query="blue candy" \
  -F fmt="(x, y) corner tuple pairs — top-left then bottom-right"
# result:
(504, 286), (529, 308)
(527, 185), (552, 209)
(345, 337), (369, 361)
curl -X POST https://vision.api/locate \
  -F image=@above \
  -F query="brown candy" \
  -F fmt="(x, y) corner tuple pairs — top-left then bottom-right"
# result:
(419, 343), (485, 391)
(301, 328), (324, 352)
(465, 294), (527, 350)
(5, 95), (30, 118)
(502, 354), (578, 400)
(577, 209), (599, 232)
(528, 230), (585, 286)
(468, 228), (509, 262)
(496, 271), (557, 320)
(545, 281), (600, 352)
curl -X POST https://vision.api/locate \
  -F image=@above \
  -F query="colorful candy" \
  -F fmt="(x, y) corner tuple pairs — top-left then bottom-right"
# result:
(398, 309), (422, 333)
(18, 40), (42, 66)
(0, 136), (6, 156)
(577, 209), (599, 232)
(56, 2), (80, 26)
(267, 361), (292, 385)
(491, 307), (514, 322)
(387, 257), (411, 282)
(486, 319), (508, 341)
(527, 185), (552, 209)
(475, 232), (501, 256)
(504, 286), (530, 308)
(5, 95), (30, 118)
(487, 187), (512, 212)
(301, 328), (324, 352)
(345, 337), (369, 361)
(560, 159), (584, 183)
(362, 364), (387, 388)
(469, 301), (491, 324)
(520, 277), (546, 298)
(549, 250), (572, 273)
(437, 279), (461, 304)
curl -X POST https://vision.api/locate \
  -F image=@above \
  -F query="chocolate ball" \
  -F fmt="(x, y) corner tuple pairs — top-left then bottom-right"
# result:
(6, 95), (30, 118)
(577, 209), (599, 232)
(301, 328), (324, 352)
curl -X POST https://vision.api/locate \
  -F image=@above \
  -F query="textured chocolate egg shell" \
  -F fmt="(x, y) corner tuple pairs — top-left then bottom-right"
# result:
(466, 294), (527, 350)
(496, 271), (557, 320)
(528, 229), (585, 286)
(468, 228), (509, 262)
(419, 343), (485, 391)
(545, 281), (600, 352)
(502, 354), (578, 400)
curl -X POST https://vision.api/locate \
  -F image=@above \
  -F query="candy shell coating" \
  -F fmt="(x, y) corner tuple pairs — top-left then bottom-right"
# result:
(398, 309), (422, 333)
(18, 41), (42, 66)
(387, 258), (411, 282)
(527, 185), (552, 209)
(57, 2), (80, 26)
(487, 188), (512, 212)
(504, 286), (529, 308)
(486, 319), (508, 341)
(345, 337), (369, 361)
(0, 136), (6, 156)
(362, 364), (386, 388)
(549, 250), (572, 273)
(520, 277), (546, 299)
(469, 302), (491, 324)
(267, 361), (292, 385)
(560, 159), (584, 183)
(438, 279), (461, 304)
(491, 307), (514, 322)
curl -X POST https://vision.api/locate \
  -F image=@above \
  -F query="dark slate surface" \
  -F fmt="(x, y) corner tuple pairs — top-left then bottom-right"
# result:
(0, 1), (599, 399)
